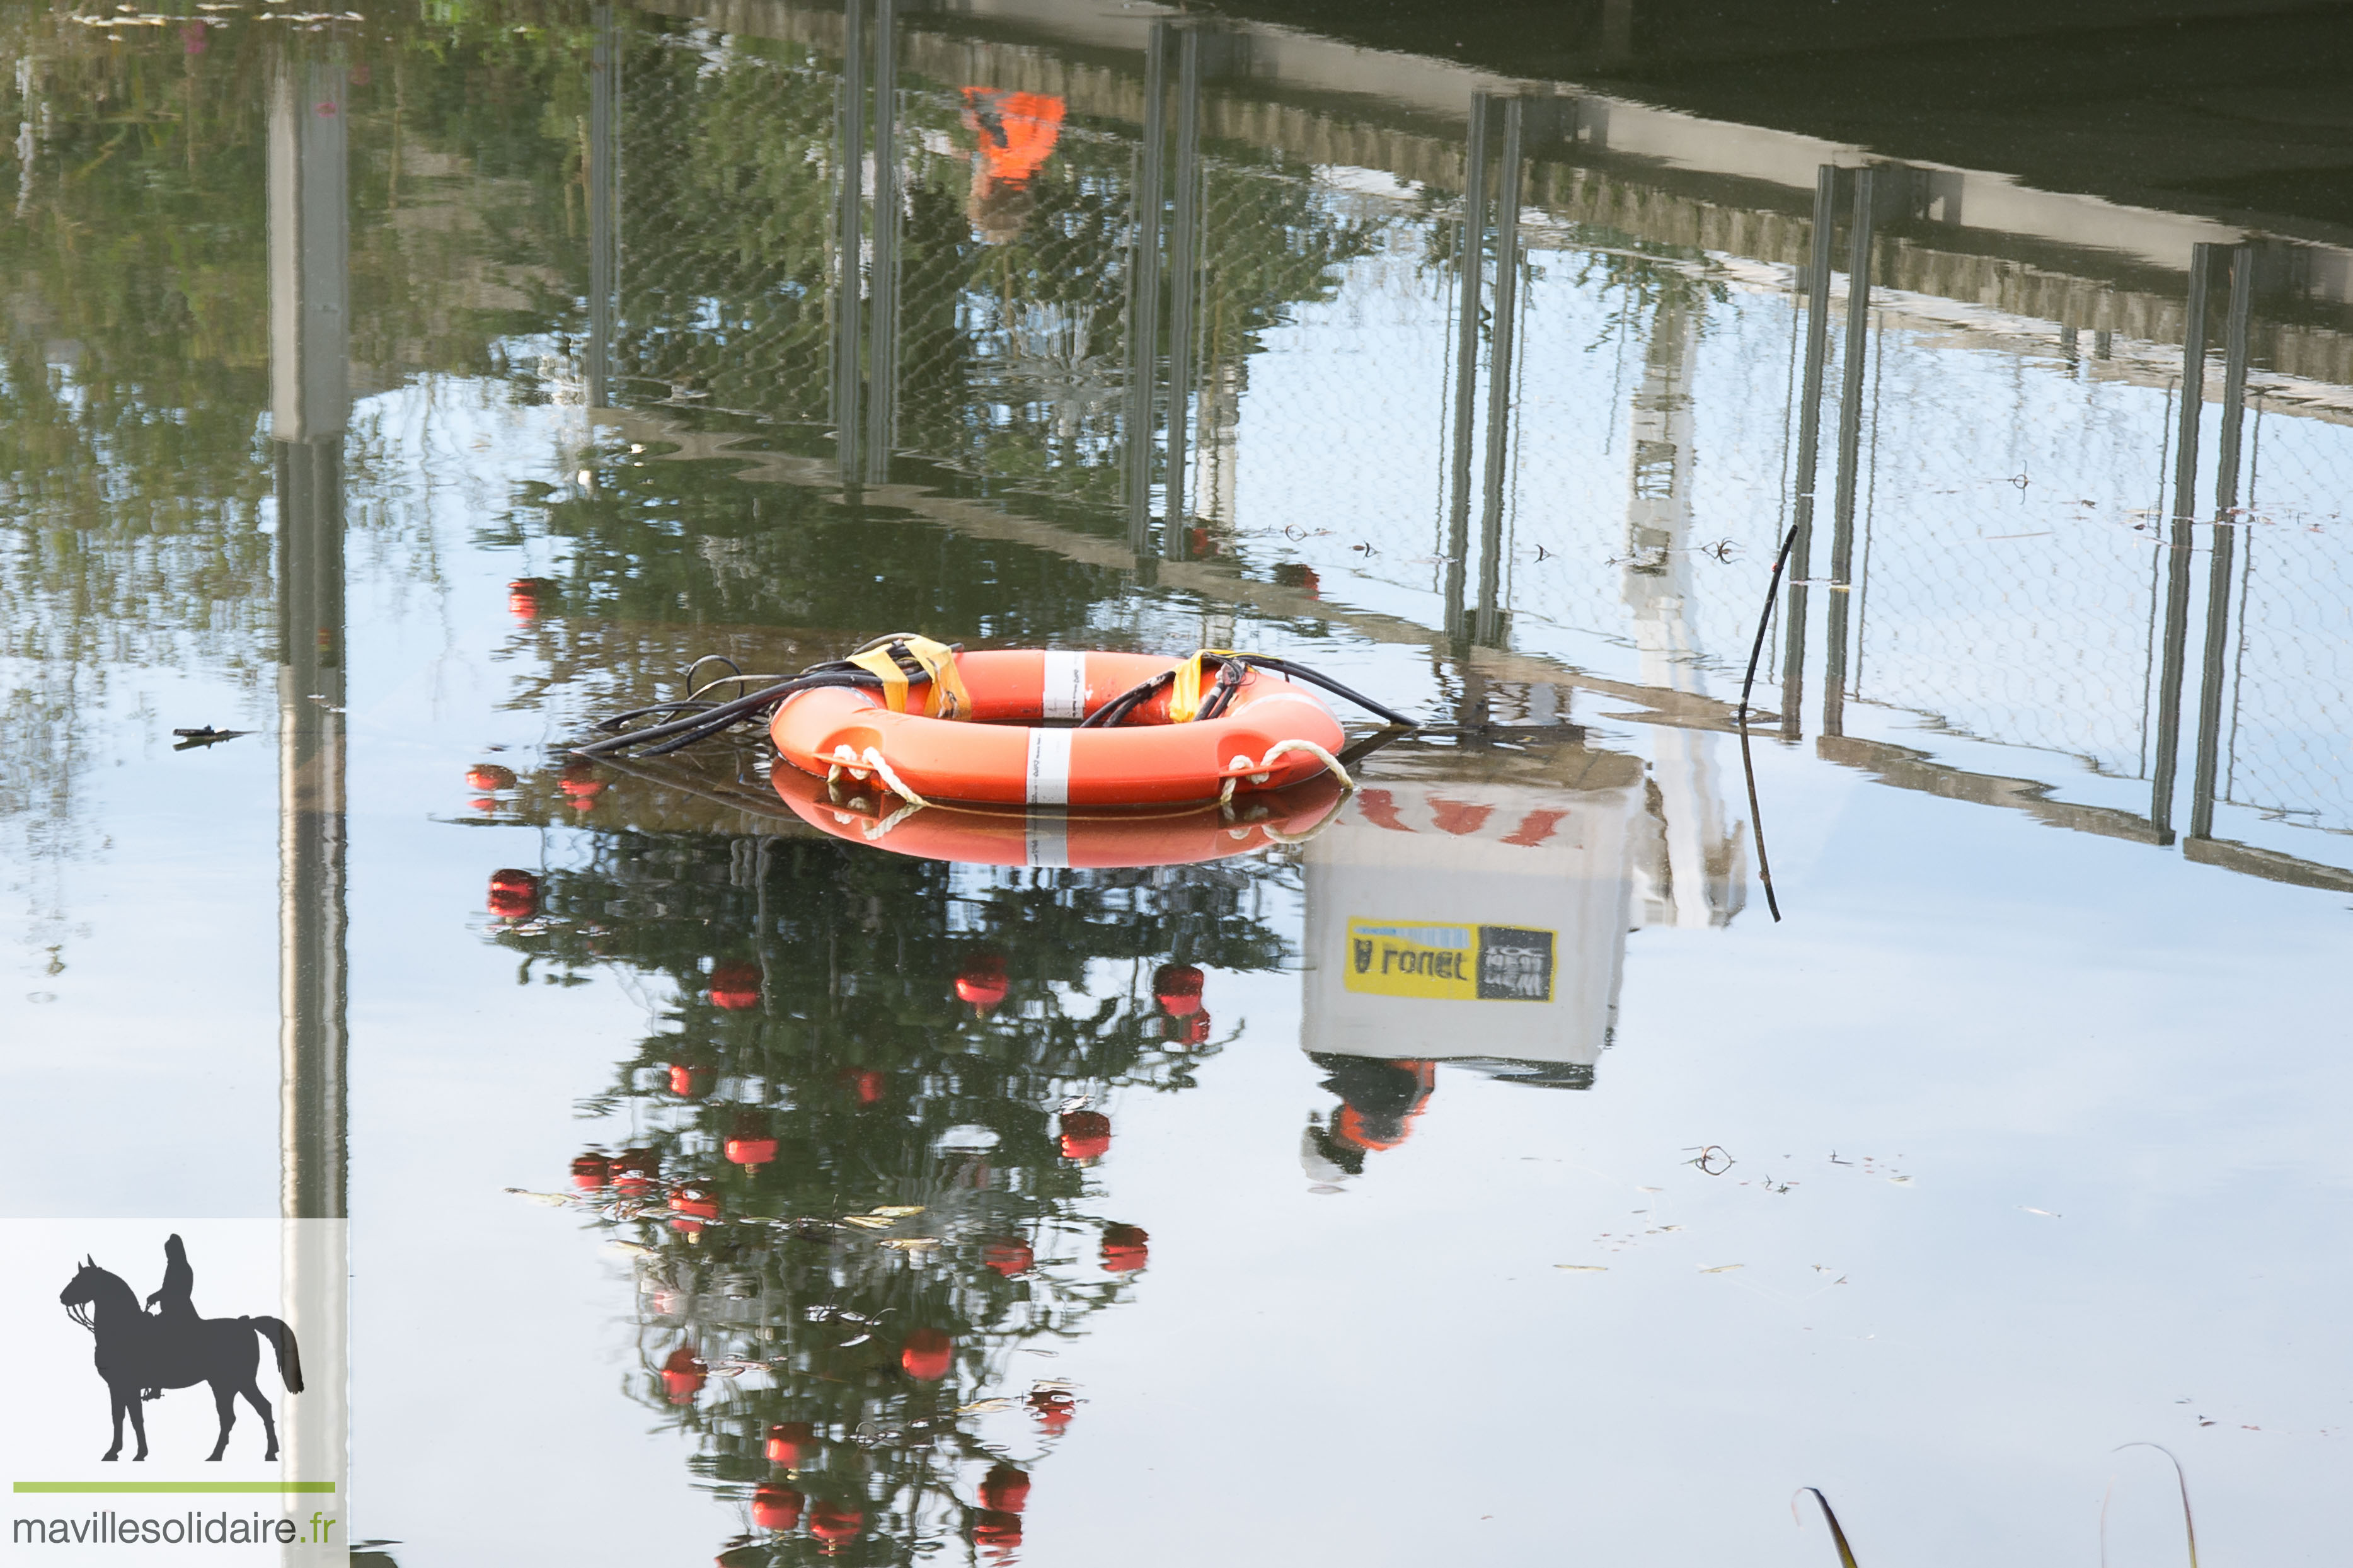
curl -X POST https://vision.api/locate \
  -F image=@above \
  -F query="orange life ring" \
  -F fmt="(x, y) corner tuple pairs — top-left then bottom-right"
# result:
(768, 743), (1347, 866)
(768, 650), (1347, 808)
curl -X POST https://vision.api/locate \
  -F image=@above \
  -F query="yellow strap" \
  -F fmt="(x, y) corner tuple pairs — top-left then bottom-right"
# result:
(1166, 649), (1236, 724)
(846, 636), (970, 720)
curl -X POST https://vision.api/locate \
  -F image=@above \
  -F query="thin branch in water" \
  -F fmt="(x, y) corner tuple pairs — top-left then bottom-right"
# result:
(1793, 1487), (1860, 1568)
(2110, 1443), (2199, 1568)
(1739, 524), (1801, 922)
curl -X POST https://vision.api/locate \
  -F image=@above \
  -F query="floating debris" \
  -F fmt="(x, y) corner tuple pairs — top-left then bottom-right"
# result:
(1553, 1264), (1608, 1273)
(1686, 1145), (1735, 1176)
(1700, 1263), (1744, 1274)
(2020, 1206), (2061, 1218)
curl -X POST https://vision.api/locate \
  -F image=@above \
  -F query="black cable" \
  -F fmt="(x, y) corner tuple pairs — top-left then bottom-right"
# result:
(575, 671), (886, 758)
(1229, 655), (1420, 729)
(1078, 653), (1420, 731)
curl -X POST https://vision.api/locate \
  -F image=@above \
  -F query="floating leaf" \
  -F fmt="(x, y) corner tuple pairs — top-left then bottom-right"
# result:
(605, 1240), (654, 1257)
(869, 1205), (926, 1218)
(1554, 1264), (1608, 1273)
(841, 1215), (897, 1230)
(1700, 1263), (1744, 1274)
(505, 1188), (572, 1207)
(877, 1237), (941, 1252)
(957, 1398), (1014, 1415)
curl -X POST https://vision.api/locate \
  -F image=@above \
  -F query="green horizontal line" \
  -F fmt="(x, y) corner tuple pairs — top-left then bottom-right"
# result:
(13, 1482), (337, 1494)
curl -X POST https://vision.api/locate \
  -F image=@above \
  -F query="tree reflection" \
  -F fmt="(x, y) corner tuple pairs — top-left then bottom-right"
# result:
(484, 823), (1292, 1561)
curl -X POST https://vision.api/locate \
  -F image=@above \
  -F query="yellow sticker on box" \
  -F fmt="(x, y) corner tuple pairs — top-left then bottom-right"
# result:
(1343, 918), (1555, 1002)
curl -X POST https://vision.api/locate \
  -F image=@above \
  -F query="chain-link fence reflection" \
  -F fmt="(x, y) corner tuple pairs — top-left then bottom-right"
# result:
(590, 6), (2353, 860)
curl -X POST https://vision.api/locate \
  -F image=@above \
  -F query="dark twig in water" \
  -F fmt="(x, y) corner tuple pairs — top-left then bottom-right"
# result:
(1738, 524), (1801, 922)
(171, 726), (251, 751)
(1793, 1488), (1860, 1568)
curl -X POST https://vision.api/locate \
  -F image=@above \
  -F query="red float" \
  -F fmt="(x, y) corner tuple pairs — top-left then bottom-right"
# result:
(1058, 1109), (1110, 1162)
(808, 1502), (862, 1545)
(900, 1328), (953, 1381)
(1101, 1223), (1149, 1274)
(974, 1511), (1023, 1549)
(978, 1465), (1030, 1514)
(981, 1237), (1033, 1277)
(661, 1345), (706, 1404)
(955, 954), (1010, 1014)
(1027, 1388), (1076, 1431)
(669, 1063), (713, 1097)
(1171, 1010), (1212, 1048)
(465, 763), (517, 793)
(569, 1152), (609, 1190)
(725, 1135), (778, 1169)
(846, 1069), (885, 1106)
(1153, 963), (1204, 1017)
(486, 868), (539, 920)
(751, 1482), (803, 1531)
(708, 962), (762, 1011)
(507, 579), (543, 621)
(765, 1421), (815, 1467)
(611, 1147), (659, 1195)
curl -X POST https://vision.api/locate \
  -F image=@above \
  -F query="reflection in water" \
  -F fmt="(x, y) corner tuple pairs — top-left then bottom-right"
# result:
(13, 1), (2353, 1559)
(268, 37), (351, 1508)
(483, 821), (1289, 1560)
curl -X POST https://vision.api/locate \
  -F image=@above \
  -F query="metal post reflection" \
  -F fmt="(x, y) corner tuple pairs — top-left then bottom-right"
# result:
(1442, 94), (1492, 641)
(1781, 163), (1837, 742)
(2190, 245), (2254, 842)
(587, 3), (617, 409)
(2150, 242), (2213, 844)
(1161, 27), (1204, 559)
(269, 47), (348, 1232)
(268, 40), (348, 1530)
(832, 0), (866, 486)
(1124, 23), (1170, 557)
(861, 0), (900, 486)
(1473, 96), (1524, 648)
(1822, 165), (1875, 738)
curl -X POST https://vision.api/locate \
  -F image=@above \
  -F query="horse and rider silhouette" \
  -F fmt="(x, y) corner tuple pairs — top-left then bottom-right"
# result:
(57, 1235), (304, 1463)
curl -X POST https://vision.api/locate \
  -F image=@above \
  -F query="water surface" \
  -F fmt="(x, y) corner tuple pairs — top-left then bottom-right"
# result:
(5, 3), (2351, 1562)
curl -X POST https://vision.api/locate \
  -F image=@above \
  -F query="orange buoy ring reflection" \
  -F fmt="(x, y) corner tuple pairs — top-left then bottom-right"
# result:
(769, 758), (1345, 869)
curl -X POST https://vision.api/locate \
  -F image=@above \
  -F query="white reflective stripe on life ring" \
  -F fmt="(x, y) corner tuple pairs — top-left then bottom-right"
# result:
(1042, 650), (1087, 720)
(1025, 726), (1073, 806)
(1024, 811), (1069, 869)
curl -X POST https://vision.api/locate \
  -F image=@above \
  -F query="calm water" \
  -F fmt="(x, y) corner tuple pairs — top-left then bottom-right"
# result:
(6, 3), (2352, 1562)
